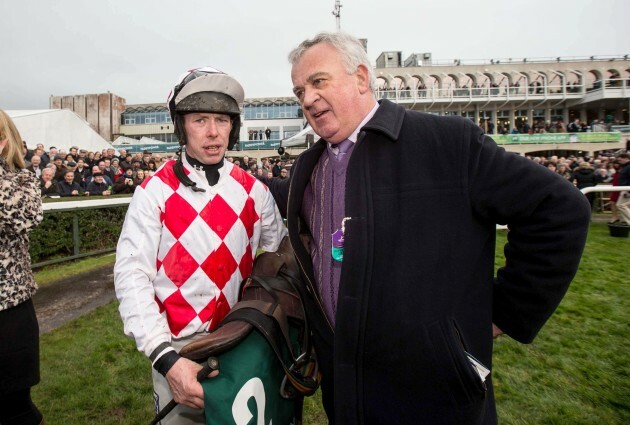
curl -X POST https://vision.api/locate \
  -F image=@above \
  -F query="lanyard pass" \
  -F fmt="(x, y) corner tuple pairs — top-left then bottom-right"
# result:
(331, 217), (350, 262)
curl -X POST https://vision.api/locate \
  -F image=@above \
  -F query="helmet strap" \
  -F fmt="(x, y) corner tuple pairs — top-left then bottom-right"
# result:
(173, 145), (205, 192)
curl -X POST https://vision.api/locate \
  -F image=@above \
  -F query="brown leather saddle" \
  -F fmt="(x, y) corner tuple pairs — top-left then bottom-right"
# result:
(179, 236), (320, 398)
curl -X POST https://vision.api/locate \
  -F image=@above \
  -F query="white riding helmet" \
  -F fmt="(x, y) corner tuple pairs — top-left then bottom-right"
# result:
(167, 67), (244, 149)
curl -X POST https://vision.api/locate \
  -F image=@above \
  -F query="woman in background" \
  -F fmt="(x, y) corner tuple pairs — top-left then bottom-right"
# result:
(0, 109), (44, 425)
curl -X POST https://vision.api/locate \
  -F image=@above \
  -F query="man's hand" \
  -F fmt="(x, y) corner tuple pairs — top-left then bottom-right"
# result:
(165, 357), (217, 409)
(492, 323), (503, 339)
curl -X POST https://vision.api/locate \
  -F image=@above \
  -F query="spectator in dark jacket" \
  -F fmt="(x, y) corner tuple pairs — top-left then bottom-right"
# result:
(57, 171), (83, 197)
(85, 173), (111, 196)
(52, 155), (66, 181)
(113, 168), (137, 194)
(39, 168), (59, 197)
(572, 161), (602, 208)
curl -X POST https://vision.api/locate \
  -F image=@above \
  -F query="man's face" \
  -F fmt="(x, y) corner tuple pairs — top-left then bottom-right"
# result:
(291, 43), (371, 144)
(42, 170), (53, 181)
(77, 160), (84, 168)
(183, 112), (232, 165)
(98, 161), (106, 171)
(92, 166), (100, 174)
(31, 156), (41, 167)
(94, 175), (104, 184)
(64, 172), (75, 184)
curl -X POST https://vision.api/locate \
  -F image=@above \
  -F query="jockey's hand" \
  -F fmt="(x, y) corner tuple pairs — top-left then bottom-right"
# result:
(166, 357), (217, 409)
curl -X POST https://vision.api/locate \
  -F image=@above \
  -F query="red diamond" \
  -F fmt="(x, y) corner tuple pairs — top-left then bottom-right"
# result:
(238, 243), (254, 281)
(199, 195), (238, 240)
(164, 192), (199, 239)
(230, 166), (255, 194)
(200, 243), (238, 289)
(209, 292), (231, 331)
(239, 197), (260, 239)
(198, 297), (216, 325)
(161, 241), (198, 287)
(154, 296), (165, 314)
(155, 162), (183, 192)
(163, 290), (197, 336)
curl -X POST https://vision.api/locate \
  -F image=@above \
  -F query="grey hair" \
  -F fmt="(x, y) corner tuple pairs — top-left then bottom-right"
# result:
(288, 31), (376, 93)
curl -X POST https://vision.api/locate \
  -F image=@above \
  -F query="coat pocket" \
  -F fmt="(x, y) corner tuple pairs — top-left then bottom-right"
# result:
(426, 319), (487, 407)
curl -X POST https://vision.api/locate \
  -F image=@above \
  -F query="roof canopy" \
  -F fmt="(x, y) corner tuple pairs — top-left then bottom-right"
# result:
(7, 109), (115, 152)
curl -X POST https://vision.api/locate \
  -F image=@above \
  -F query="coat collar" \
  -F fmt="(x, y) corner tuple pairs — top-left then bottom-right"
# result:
(302, 98), (405, 154)
(290, 98), (406, 189)
(361, 99), (405, 142)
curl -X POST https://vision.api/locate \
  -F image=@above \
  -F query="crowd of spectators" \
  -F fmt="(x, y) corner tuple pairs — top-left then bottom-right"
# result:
(225, 154), (293, 181)
(21, 144), (171, 197)
(525, 152), (628, 211)
(481, 116), (622, 135)
(21, 142), (626, 216)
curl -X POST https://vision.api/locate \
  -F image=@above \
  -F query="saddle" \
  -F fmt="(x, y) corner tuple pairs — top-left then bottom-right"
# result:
(179, 236), (320, 399)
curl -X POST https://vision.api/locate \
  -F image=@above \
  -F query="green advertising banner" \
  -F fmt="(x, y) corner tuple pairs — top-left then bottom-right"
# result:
(238, 140), (282, 150)
(491, 132), (622, 145)
(121, 143), (180, 153)
(120, 140), (282, 153)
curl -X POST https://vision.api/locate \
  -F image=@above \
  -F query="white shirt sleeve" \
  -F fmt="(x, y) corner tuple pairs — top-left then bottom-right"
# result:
(114, 185), (171, 358)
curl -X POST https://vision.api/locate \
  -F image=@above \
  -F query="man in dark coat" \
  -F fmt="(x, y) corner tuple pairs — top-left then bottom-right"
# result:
(264, 32), (591, 424)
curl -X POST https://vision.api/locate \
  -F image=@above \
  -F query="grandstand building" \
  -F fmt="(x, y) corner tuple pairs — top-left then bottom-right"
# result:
(373, 53), (629, 133)
(115, 52), (629, 157)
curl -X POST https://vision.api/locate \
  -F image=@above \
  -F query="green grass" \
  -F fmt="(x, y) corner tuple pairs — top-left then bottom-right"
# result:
(31, 222), (628, 424)
(493, 223), (629, 424)
(33, 253), (116, 287)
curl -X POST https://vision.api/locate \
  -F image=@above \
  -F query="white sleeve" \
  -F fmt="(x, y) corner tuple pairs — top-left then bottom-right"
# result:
(258, 186), (287, 252)
(114, 185), (171, 358)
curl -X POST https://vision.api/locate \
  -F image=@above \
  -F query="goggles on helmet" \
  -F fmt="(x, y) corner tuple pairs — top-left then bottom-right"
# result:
(167, 67), (244, 121)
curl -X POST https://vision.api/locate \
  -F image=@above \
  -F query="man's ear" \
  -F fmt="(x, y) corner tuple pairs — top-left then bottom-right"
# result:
(355, 64), (371, 94)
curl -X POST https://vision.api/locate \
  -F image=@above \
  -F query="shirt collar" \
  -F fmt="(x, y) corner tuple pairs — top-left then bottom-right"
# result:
(328, 101), (380, 150)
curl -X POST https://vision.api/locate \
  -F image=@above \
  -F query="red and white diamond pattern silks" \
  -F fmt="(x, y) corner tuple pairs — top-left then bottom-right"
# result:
(115, 160), (286, 356)
(151, 165), (260, 336)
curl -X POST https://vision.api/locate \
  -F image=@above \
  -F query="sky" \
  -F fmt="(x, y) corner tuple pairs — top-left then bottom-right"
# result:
(2, 0), (629, 110)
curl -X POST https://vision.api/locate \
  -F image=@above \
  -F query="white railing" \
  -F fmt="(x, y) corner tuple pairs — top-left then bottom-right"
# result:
(35, 197), (132, 268)
(376, 78), (630, 103)
(42, 197), (131, 212)
(580, 186), (630, 195)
